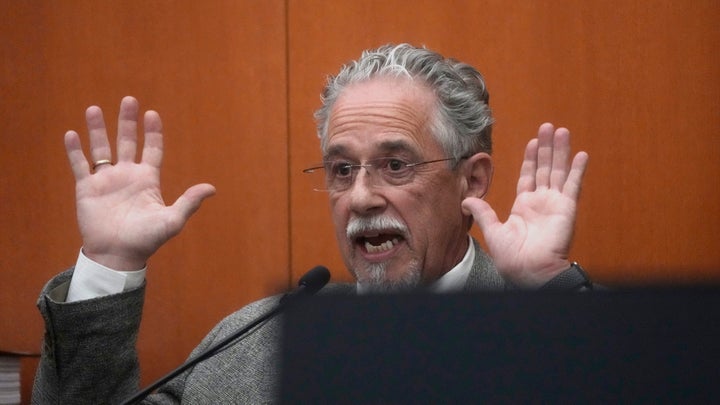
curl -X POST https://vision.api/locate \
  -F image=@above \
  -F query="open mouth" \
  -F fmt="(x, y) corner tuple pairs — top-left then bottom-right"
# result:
(356, 233), (404, 254)
(347, 216), (409, 257)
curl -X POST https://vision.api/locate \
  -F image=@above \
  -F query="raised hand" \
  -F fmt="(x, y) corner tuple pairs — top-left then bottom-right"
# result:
(65, 96), (216, 270)
(462, 123), (589, 287)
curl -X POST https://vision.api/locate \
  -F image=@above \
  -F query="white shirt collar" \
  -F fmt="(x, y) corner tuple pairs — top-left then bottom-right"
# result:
(428, 235), (474, 293)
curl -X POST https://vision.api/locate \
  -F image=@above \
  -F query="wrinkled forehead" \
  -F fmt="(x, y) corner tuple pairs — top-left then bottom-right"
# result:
(324, 78), (443, 160)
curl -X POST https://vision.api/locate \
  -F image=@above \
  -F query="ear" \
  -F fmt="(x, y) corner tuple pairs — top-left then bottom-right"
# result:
(461, 152), (493, 199)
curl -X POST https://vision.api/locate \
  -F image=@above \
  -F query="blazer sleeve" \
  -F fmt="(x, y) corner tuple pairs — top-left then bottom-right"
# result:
(32, 268), (147, 404)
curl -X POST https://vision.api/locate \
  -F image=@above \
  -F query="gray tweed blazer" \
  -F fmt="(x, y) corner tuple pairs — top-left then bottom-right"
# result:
(32, 238), (503, 404)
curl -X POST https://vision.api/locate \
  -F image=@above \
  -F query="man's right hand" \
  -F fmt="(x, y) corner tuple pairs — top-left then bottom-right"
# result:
(65, 96), (216, 271)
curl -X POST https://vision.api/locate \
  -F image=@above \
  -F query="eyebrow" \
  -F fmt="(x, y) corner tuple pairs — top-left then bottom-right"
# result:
(376, 140), (417, 155)
(324, 145), (348, 160)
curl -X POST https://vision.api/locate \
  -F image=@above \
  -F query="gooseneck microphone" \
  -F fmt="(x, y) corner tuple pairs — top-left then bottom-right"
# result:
(281, 264), (331, 302)
(121, 266), (330, 405)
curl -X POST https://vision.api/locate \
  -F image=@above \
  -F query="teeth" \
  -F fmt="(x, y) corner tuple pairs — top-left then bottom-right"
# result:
(364, 238), (399, 253)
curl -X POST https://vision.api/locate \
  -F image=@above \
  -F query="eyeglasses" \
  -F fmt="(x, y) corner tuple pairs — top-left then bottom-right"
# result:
(302, 156), (465, 192)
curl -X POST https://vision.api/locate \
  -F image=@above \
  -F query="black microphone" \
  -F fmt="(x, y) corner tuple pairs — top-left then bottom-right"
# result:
(121, 265), (330, 405)
(281, 265), (331, 303)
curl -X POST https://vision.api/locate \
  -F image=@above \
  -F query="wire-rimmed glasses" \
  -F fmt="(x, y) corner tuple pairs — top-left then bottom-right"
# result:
(302, 156), (466, 192)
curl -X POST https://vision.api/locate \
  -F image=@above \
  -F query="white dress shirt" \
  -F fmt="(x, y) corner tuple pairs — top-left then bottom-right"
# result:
(66, 249), (146, 302)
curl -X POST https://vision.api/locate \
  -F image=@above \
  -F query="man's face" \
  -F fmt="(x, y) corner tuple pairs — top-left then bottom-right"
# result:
(324, 77), (471, 291)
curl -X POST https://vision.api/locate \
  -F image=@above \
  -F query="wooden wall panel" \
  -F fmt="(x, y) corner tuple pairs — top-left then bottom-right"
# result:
(288, 0), (720, 285)
(1, 0), (719, 403)
(0, 0), (288, 401)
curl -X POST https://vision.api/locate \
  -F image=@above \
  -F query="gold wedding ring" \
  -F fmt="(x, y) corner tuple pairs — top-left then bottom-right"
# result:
(92, 159), (113, 170)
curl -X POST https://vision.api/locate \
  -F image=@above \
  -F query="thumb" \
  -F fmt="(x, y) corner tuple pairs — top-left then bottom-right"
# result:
(461, 197), (500, 235)
(167, 183), (217, 233)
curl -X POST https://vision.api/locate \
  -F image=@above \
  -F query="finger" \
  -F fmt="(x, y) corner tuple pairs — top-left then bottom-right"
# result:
(141, 110), (164, 168)
(86, 105), (112, 167)
(461, 197), (500, 236)
(116, 96), (139, 162)
(165, 183), (217, 237)
(64, 130), (91, 181)
(549, 127), (571, 191)
(535, 123), (555, 189)
(562, 151), (589, 200)
(517, 138), (538, 194)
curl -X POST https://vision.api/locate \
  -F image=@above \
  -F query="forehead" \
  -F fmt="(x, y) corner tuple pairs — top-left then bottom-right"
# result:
(325, 77), (443, 158)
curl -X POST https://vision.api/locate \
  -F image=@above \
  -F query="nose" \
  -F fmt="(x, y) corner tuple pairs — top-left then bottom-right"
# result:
(346, 167), (386, 215)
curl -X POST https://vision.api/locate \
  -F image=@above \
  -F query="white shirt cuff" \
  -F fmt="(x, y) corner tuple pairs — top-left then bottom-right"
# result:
(66, 249), (147, 302)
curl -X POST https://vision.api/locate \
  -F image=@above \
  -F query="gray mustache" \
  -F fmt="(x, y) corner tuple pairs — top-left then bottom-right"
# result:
(346, 216), (409, 240)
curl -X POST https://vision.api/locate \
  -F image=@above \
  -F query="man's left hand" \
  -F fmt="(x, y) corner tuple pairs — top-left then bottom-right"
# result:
(462, 123), (589, 288)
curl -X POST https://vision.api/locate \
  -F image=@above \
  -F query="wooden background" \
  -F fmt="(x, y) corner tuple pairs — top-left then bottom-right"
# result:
(1, 1), (718, 402)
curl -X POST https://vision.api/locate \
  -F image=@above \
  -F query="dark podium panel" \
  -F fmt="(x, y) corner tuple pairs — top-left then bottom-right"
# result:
(280, 289), (719, 404)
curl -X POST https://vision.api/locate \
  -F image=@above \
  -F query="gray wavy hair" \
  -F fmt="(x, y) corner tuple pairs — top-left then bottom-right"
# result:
(314, 43), (493, 160)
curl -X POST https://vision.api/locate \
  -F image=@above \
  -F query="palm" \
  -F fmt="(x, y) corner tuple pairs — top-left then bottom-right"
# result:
(484, 186), (577, 283)
(66, 97), (215, 270)
(463, 124), (588, 287)
(76, 163), (167, 261)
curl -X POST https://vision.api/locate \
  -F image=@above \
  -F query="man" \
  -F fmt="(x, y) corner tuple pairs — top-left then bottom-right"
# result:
(33, 44), (590, 403)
